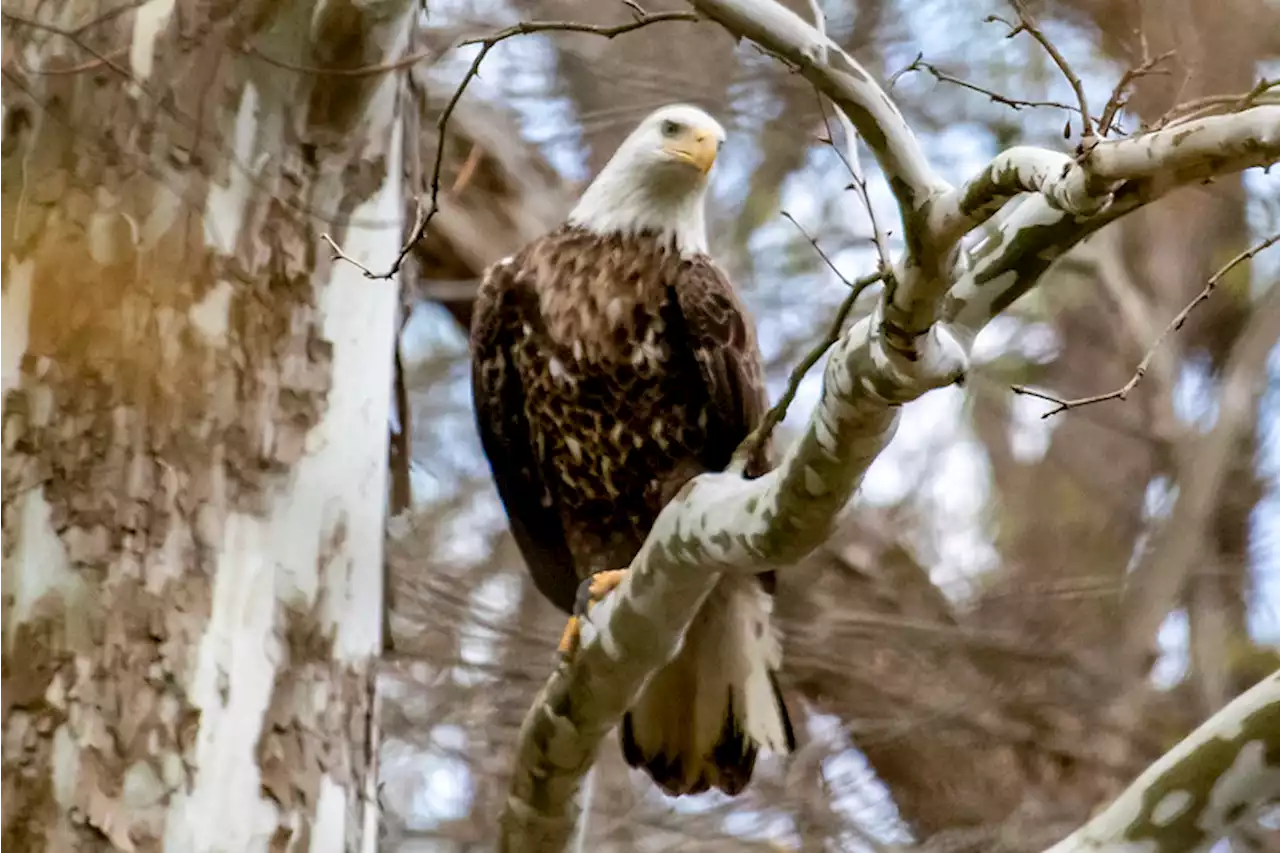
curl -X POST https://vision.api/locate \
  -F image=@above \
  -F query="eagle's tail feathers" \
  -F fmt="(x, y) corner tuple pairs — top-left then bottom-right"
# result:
(619, 576), (795, 797)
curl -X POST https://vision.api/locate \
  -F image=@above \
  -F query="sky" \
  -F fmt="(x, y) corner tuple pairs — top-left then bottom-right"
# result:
(393, 0), (1280, 844)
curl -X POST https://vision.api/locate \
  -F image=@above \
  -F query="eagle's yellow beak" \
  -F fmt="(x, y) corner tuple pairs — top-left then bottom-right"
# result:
(664, 127), (719, 175)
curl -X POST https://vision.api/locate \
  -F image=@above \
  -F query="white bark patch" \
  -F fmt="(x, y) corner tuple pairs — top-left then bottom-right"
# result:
(1149, 789), (1193, 826)
(189, 280), (235, 346)
(204, 83), (262, 255)
(803, 465), (827, 496)
(51, 724), (81, 808)
(1205, 739), (1280, 832)
(7, 490), (86, 643)
(309, 775), (346, 853)
(142, 178), (184, 250)
(128, 0), (178, 87)
(284, 135), (402, 660)
(2, 256), (34, 401)
(123, 760), (167, 808)
(170, 512), (284, 853)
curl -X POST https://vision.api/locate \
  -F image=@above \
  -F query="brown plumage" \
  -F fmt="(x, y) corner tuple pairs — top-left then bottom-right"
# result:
(469, 105), (795, 797)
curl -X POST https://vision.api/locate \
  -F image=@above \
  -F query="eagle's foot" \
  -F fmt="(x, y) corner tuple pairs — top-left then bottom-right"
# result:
(556, 569), (630, 666)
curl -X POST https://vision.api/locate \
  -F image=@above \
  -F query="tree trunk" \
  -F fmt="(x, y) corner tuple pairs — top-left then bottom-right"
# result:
(2, 1), (414, 849)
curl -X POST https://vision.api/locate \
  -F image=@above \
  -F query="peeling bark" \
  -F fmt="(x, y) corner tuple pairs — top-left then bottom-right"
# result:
(2, 1), (414, 849)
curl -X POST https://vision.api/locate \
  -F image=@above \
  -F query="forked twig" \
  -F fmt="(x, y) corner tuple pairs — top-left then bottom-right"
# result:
(891, 53), (1086, 118)
(998, 1), (1095, 139)
(1096, 48), (1176, 137)
(735, 212), (883, 467)
(323, 8), (699, 280)
(1013, 232), (1280, 418)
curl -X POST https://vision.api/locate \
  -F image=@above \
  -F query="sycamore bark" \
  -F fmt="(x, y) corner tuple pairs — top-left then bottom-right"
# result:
(2, 1), (413, 849)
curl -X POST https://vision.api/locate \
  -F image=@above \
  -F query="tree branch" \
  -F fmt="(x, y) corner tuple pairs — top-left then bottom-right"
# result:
(943, 105), (1280, 349)
(890, 52), (1093, 120)
(1011, 231), (1279, 418)
(1044, 669), (1280, 853)
(1116, 283), (1280, 678)
(1005, 0), (1096, 139)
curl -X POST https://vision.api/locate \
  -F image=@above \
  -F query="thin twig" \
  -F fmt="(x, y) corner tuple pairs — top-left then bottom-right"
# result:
(890, 53), (1085, 117)
(1096, 49), (1176, 137)
(1156, 78), (1280, 129)
(323, 8), (699, 280)
(813, 97), (895, 280)
(779, 210), (865, 289)
(735, 212), (882, 466)
(1013, 231), (1280, 418)
(1001, 1), (1095, 139)
(243, 43), (436, 77)
(800, 0), (893, 279)
(16, 46), (129, 75)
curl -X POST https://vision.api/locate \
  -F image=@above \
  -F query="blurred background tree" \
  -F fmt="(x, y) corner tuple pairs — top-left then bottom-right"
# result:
(384, 1), (1279, 850)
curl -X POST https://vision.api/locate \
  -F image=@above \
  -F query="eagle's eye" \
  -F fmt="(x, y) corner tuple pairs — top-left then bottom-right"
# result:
(660, 119), (681, 137)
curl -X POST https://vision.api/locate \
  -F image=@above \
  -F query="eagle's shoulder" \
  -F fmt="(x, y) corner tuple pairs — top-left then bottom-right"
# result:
(674, 254), (760, 353)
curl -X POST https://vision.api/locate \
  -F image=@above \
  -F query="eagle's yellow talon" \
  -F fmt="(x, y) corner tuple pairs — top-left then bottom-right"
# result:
(557, 568), (630, 666)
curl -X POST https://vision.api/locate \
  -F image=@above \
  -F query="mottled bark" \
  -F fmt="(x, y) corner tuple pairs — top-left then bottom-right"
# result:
(2, 1), (414, 849)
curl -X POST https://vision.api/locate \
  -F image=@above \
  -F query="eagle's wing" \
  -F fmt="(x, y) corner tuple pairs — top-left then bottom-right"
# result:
(672, 257), (772, 478)
(622, 255), (795, 797)
(470, 258), (578, 614)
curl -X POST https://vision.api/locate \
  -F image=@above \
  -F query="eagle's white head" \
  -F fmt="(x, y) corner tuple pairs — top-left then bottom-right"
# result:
(568, 104), (726, 256)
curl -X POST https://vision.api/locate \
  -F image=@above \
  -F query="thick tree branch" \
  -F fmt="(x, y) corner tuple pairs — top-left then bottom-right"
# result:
(1044, 669), (1280, 853)
(943, 105), (1280, 349)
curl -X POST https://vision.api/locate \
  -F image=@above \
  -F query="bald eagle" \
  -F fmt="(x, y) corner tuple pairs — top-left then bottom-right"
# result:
(469, 104), (795, 796)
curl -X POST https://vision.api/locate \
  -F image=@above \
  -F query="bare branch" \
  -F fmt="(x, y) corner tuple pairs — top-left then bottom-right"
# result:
(891, 53), (1089, 119)
(738, 209), (883, 467)
(944, 106), (1280, 346)
(1004, 0), (1095, 139)
(825, 102), (897, 279)
(1096, 49), (1176, 137)
(1013, 231), (1275, 418)
(927, 146), (1107, 248)
(1083, 105), (1280, 182)
(1157, 78), (1280, 128)
(323, 8), (700, 280)
(1118, 287), (1280, 678)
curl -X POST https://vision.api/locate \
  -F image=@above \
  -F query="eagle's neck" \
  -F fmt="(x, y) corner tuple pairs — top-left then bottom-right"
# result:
(567, 162), (709, 257)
